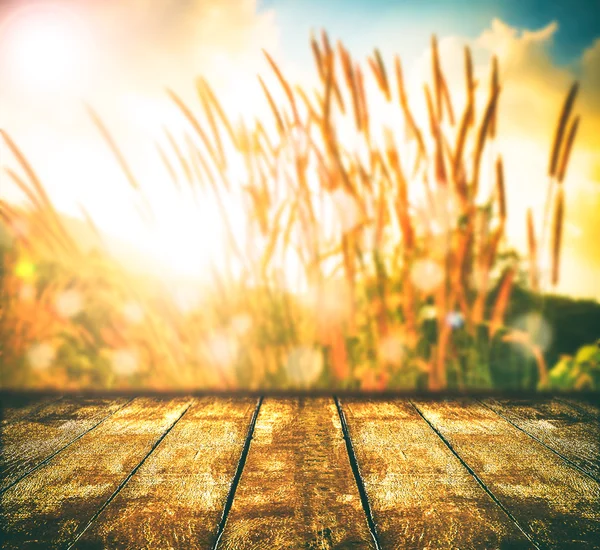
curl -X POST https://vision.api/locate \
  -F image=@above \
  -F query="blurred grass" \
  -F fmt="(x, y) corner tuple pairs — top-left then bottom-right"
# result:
(0, 32), (594, 391)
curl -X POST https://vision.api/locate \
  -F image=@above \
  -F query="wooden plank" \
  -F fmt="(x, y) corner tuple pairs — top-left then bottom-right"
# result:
(482, 398), (600, 481)
(71, 397), (258, 549)
(0, 396), (130, 492)
(0, 397), (191, 549)
(340, 398), (532, 549)
(0, 395), (64, 424)
(557, 397), (600, 421)
(216, 397), (376, 549)
(414, 398), (600, 549)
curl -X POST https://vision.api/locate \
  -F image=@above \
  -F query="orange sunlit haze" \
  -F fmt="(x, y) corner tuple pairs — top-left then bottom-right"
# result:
(1, 0), (599, 392)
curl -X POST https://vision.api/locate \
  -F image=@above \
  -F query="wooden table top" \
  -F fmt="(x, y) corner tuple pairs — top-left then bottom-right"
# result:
(1, 395), (598, 549)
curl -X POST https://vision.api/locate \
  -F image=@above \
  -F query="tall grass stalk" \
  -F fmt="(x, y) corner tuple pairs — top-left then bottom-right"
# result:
(0, 33), (580, 391)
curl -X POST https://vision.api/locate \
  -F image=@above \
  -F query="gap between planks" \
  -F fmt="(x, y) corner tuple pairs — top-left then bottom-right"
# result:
(477, 398), (600, 484)
(0, 397), (135, 495)
(334, 396), (383, 550)
(409, 400), (543, 550)
(65, 401), (194, 549)
(211, 397), (263, 550)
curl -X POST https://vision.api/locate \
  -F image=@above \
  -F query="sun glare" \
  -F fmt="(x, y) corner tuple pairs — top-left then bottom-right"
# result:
(1, 4), (89, 95)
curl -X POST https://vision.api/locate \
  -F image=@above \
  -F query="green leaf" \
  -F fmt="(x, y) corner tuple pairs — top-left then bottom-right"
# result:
(575, 345), (599, 365)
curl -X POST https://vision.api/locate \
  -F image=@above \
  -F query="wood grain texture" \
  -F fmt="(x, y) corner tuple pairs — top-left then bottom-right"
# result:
(216, 397), (376, 549)
(414, 398), (600, 549)
(482, 398), (600, 481)
(558, 397), (600, 420)
(72, 397), (258, 549)
(0, 395), (64, 424)
(0, 397), (129, 492)
(2, 395), (599, 549)
(340, 398), (532, 549)
(0, 397), (191, 549)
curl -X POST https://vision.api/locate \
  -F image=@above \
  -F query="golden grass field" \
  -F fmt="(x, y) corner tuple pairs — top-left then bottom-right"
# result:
(1, 32), (595, 392)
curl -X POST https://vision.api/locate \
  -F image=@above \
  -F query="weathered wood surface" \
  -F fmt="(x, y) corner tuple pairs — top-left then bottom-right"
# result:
(0, 394), (64, 424)
(72, 397), (258, 549)
(0, 396), (130, 492)
(339, 398), (532, 549)
(481, 397), (600, 481)
(216, 397), (375, 549)
(0, 397), (191, 549)
(414, 398), (600, 549)
(558, 397), (600, 421)
(1, 395), (599, 549)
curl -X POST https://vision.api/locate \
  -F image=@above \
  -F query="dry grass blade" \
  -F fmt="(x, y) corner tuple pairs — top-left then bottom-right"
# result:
(440, 70), (455, 126)
(255, 120), (275, 157)
(263, 50), (300, 125)
(464, 46), (475, 126)
(260, 200), (288, 276)
(322, 50), (335, 129)
(4, 167), (45, 213)
(434, 133), (447, 186)
(296, 85), (319, 122)
(312, 31), (344, 112)
(197, 77), (239, 149)
(1, 131), (80, 257)
(155, 140), (181, 192)
(386, 142), (414, 251)
(164, 127), (194, 188)
(429, 35), (455, 125)
(338, 42), (362, 132)
(367, 57), (385, 97)
(166, 89), (221, 174)
(551, 187), (564, 286)
(541, 81), (579, 263)
(311, 33), (324, 79)
(424, 84), (438, 137)
(258, 76), (285, 135)
(321, 29), (333, 59)
(0, 201), (47, 255)
(394, 56), (426, 157)
(489, 56), (499, 139)
(527, 208), (539, 292)
(85, 105), (141, 193)
(489, 267), (515, 337)
(319, 53), (360, 203)
(371, 48), (391, 101)
(549, 81), (579, 178)
(471, 226), (503, 323)
(1, 131), (56, 212)
(557, 115), (580, 183)
(453, 92), (474, 185)
(431, 35), (443, 122)
(196, 81), (227, 171)
(188, 136), (219, 197)
(374, 49), (390, 100)
(355, 63), (369, 137)
(0, 200), (14, 225)
(532, 345), (548, 387)
(471, 85), (500, 198)
(432, 321), (451, 390)
(185, 134), (209, 199)
(374, 179), (387, 248)
(496, 156), (506, 222)
(424, 85), (447, 185)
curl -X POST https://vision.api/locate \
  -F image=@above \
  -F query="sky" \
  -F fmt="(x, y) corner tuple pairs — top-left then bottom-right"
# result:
(258, 0), (600, 65)
(0, 0), (599, 299)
